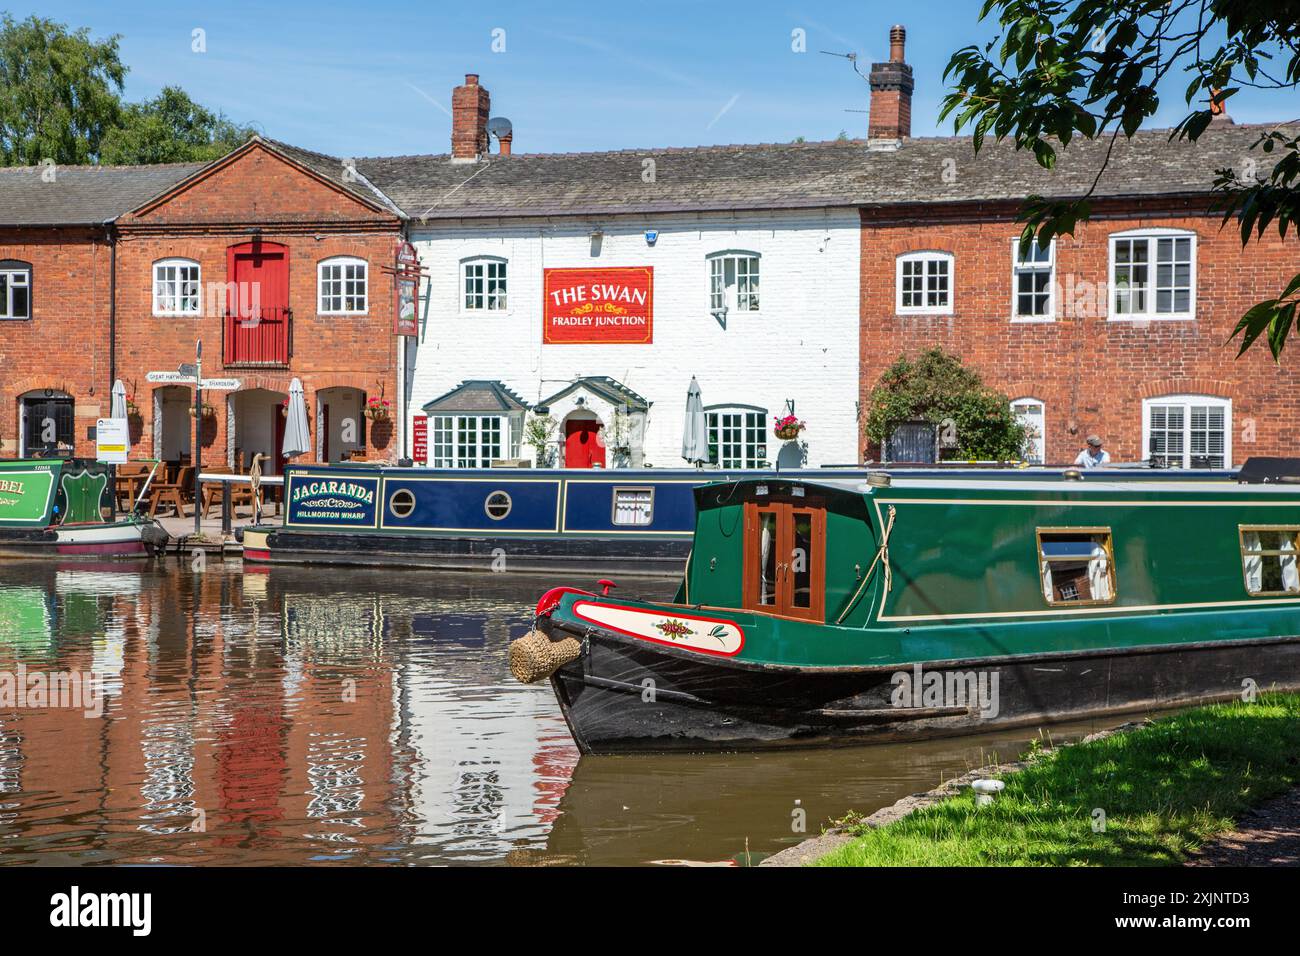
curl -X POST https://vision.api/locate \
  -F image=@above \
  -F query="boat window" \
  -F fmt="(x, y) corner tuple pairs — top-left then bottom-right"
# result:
(1037, 528), (1116, 605)
(485, 491), (512, 520)
(612, 487), (653, 526)
(1240, 527), (1300, 596)
(757, 511), (778, 606)
(388, 488), (416, 518)
(791, 510), (814, 609)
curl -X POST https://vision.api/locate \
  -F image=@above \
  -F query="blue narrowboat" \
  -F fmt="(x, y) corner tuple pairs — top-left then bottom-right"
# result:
(239, 462), (1242, 576)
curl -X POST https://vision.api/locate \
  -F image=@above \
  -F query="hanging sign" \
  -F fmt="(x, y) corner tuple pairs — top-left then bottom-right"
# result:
(543, 267), (653, 344)
(412, 415), (428, 464)
(95, 418), (130, 464)
(393, 241), (422, 337)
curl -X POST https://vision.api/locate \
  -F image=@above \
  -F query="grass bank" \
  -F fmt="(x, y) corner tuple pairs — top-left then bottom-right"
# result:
(815, 693), (1300, 866)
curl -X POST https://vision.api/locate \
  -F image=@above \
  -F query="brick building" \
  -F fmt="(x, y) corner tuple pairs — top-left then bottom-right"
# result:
(113, 137), (404, 473)
(849, 28), (1300, 467)
(0, 139), (405, 471)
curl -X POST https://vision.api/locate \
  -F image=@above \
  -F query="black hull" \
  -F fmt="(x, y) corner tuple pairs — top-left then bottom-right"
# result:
(257, 529), (690, 576)
(547, 625), (1300, 753)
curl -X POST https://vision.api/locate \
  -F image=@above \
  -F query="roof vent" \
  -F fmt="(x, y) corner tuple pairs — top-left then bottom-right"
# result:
(1063, 468), (1084, 481)
(867, 471), (892, 488)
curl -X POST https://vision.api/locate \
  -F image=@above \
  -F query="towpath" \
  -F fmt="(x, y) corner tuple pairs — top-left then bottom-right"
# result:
(1186, 786), (1300, 867)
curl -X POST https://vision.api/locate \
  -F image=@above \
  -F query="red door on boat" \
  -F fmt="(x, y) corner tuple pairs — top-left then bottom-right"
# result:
(564, 420), (605, 468)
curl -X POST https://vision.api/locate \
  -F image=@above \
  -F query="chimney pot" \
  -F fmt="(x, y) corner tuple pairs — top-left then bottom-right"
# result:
(465, 73), (479, 85)
(889, 25), (906, 63)
(869, 25), (914, 143)
(498, 131), (513, 157)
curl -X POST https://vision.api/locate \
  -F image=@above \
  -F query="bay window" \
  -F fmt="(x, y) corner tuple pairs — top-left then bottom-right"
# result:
(430, 414), (506, 468)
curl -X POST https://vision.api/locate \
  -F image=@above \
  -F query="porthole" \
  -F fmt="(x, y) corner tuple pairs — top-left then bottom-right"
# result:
(389, 488), (416, 518)
(485, 491), (512, 520)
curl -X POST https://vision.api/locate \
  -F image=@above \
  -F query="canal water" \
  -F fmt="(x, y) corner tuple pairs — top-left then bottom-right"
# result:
(0, 558), (1125, 866)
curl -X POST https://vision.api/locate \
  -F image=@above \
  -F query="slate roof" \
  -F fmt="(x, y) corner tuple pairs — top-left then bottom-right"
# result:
(358, 121), (1291, 221)
(257, 137), (405, 216)
(0, 162), (204, 226)
(423, 380), (530, 413)
(539, 376), (651, 412)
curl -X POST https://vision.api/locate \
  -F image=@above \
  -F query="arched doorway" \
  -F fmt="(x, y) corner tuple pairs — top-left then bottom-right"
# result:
(315, 386), (365, 462)
(562, 410), (605, 469)
(18, 389), (74, 458)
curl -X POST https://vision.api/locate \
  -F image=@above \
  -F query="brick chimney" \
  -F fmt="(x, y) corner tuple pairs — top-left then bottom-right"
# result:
(451, 74), (490, 160)
(868, 25), (914, 145)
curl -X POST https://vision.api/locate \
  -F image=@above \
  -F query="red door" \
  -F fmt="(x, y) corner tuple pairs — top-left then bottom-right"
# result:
(226, 241), (290, 366)
(564, 419), (605, 468)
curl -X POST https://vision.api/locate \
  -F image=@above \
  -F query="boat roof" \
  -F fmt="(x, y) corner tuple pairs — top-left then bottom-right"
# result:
(705, 474), (1300, 496)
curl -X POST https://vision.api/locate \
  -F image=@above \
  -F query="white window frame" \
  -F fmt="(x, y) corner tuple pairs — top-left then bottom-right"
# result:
(1010, 239), (1056, 322)
(0, 260), (31, 320)
(706, 250), (761, 315)
(1141, 395), (1231, 469)
(896, 251), (954, 315)
(462, 256), (508, 313)
(1010, 397), (1046, 464)
(152, 258), (201, 317)
(1108, 228), (1197, 321)
(317, 256), (369, 315)
(429, 414), (506, 468)
(705, 404), (768, 469)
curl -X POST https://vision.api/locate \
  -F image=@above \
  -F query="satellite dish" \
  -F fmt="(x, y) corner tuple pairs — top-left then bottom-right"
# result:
(487, 116), (513, 140)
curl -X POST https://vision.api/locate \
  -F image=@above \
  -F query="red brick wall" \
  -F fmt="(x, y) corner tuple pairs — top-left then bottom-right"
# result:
(115, 143), (405, 470)
(859, 198), (1300, 465)
(0, 227), (112, 457)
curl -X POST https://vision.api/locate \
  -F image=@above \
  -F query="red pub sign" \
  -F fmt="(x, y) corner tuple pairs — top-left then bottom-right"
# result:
(543, 267), (653, 344)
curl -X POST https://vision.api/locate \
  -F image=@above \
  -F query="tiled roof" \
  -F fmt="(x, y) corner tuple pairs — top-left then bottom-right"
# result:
(0, 162), (204, 226)
(357, 122), (1290, 221)
(539, 376), (651, 412)
(257, 137), (405, 216)
(423, 380), (530, 413)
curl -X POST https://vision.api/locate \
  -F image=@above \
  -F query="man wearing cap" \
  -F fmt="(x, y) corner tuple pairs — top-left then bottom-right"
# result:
(1074, 435), (1111, 469)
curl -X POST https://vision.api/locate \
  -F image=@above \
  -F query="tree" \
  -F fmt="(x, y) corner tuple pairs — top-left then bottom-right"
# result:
(99, 86), (256, 165)
(864, 348), (1029, 461)
(0, 13), (125, 165)
(941, 0), (1300, 359)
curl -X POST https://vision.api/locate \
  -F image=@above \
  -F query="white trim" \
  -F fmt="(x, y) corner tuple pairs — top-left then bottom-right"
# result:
(460, 254), (509, 314)
(705, 404), (769, 469)
(1141, 394), (1232, 470)
(317, 256), (369, 315)
(1009, 396), (1046, 464)
(1108, 228), (1197, 322)
(1009, 238), (1055, 322)
(706, 249), (762, 316)
(151, 257), (201, 317)
(895, 251), (954, 315)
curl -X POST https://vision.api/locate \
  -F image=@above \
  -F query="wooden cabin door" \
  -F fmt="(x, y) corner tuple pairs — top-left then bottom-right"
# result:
(742, 499), (826, 621)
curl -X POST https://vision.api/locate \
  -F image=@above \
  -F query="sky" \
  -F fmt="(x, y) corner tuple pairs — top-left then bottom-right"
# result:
(19, 1), (1300, 158)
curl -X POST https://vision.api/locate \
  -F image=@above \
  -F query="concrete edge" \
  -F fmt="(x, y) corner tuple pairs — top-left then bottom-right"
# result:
(760, 720), (1148, 867)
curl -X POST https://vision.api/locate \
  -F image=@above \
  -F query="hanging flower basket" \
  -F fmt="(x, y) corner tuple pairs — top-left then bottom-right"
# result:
(190, 403), (216, 418)
(125, 398), (142, 418)
(773, 414), (806, 441)
(365, 398), (392, 422)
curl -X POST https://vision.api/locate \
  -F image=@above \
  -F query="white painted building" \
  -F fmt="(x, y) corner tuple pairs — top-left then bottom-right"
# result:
(402, 209), (861, 469)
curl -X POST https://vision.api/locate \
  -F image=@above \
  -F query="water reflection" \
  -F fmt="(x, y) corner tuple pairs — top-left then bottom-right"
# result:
(0, 559), (1124, 866)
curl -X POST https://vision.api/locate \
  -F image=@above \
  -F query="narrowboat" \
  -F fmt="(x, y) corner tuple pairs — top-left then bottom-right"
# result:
(240, 462), (1236, 576)
(0, 459), (168, 560)
(511, 465), (1300, 752)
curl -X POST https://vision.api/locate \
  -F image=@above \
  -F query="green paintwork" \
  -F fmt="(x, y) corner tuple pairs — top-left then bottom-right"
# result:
(563, 475), (1300, 670)
(0, 459), (61, 528)
(58, 468), (109, 524)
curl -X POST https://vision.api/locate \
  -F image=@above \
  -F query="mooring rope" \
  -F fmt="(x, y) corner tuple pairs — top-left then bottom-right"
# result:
(835, 504), (896, 625)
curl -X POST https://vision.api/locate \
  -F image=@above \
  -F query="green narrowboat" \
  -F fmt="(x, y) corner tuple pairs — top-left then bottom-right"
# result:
(0, 459), (168, 560)
(512, 467), (1300, 753)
